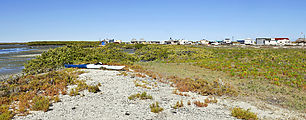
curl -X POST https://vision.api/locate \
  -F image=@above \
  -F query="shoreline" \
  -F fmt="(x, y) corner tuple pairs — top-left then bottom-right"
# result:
(14, 69), (304, 120)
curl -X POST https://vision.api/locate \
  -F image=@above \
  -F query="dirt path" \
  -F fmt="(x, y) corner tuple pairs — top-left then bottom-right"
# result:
(14, 69), (303, 120)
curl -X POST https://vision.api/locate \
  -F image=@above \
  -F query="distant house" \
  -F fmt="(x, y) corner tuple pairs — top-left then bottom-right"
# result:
(223, 38), (232, 44)
(265, 38), (278, 45)
(256, 38), (270, 45)
(148, 41), (161, 44)
(275, 38), (290, 45)
(108, 39), (115, 43)
(199, 39), (209, 45)
(164, 38), (180, 45)
(114, 40), (122, 44)
(237, 39), (245, 44)
(244, 38), (255, 45)
(101, 39), (115, 45)
(296, 38), (306, 43)
(178, 39), (188, 45)
(131, 39), (146, 44)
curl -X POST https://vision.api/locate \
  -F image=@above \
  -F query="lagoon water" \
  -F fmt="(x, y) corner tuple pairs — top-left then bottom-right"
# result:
(0, 45), (57, 77)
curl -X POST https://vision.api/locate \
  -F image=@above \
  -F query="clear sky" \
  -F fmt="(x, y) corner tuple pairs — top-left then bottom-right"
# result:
(0, 0), (305, 42)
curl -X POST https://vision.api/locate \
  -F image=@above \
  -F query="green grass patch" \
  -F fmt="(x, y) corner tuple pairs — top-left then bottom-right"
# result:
(231, 107), (258, 120)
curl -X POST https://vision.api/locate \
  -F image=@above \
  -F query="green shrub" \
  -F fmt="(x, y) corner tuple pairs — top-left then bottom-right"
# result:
(128, 92), (153, 100)
(31, 96), (50, 112)
(150, 102), (163, 113)
(231, 107), (258, 120)
(0, 105), (13, 120)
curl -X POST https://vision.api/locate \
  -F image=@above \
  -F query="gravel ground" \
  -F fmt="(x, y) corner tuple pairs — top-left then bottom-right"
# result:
(14, 69), (304, 120)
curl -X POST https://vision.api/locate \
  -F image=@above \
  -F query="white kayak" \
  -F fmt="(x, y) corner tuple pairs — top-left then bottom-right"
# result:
(86, 64), (104, 69)
(86, 64), (125, 70)
(104, 66), (125, 70)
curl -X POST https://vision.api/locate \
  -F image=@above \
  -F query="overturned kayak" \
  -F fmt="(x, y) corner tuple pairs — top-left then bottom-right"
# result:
(104, 66), (125, 70)
(64, 64), (125, 70)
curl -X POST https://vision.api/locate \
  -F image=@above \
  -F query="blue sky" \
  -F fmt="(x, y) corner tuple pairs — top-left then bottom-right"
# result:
(0, 0), (305, 42)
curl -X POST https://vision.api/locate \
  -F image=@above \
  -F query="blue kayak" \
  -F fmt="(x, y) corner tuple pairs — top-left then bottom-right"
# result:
(64, 64), (87, 68)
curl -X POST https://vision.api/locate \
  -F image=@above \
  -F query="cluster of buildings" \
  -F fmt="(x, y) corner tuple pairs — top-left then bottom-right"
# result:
(101, 37), (306, 46)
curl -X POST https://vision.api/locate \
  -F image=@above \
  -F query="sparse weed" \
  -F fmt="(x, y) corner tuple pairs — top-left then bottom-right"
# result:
(88, 85), (100, 93)
(172, 100), (184, 109)
(128, 92), (153, 100)
(187, 100), (191, 105)
(193, 101), (208, 107)
(53, 96), (61, 103)
(69, 88), (80, 96)
(150, 102), (164, 113)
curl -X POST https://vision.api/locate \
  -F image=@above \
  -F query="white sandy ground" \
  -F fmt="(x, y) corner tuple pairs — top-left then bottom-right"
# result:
(14, 69), (304, 120)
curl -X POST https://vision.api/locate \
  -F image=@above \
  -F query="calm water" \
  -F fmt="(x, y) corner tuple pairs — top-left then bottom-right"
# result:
(0, 45), (58, 76)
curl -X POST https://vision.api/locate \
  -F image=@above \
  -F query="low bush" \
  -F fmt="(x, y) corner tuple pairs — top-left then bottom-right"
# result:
(231, 107), (258, 120)
(128, 92), (153, 100)
(0, 105), (14, 120)
(31, 96), (50, 112)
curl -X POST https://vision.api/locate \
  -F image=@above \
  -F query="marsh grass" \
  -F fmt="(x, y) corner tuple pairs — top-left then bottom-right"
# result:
(31, 96), (50, 112)
(0, 68), (84, 117)
(137, 62), (305, 111)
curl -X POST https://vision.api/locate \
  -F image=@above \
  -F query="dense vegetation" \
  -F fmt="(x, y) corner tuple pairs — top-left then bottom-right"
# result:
(1, 43), (305, 118)
(0, 68), (85, 119)
(24, 45), (137, 74)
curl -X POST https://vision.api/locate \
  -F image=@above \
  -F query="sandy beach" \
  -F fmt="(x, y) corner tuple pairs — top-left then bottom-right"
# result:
(13, 69), (303, 120)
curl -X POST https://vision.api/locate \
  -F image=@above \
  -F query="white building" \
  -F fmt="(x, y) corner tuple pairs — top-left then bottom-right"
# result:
(275, 38), (290, 45)
(244, 38), (255, 45)
(199, 39), (209, 45)
(223, 38), (232, 44)
(179, 39), (188, 45)
(265, 38), (278, 45)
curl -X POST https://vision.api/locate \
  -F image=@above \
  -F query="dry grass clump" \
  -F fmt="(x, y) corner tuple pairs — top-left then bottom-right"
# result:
(170, 77), (237, 96)
(231, 107), (258, 120)
(204, 96), (218, 104)
(172, 90), (190, 97)
(69, 88), (80, 96)
(128, 92), (153, 100)
(0, 105), (14, 120)
(0, 68), (83, 117)
(193, 101), (208, 107)
(134, 80), (152, 89)
(117, 71), (128, 76)
(88, 85), (100, 93)
(187, 100), (191, 105)
(129, 65), (237, 97)
(150, 102), (164, 113)
(53, 96), (61, 103)
(172, 100), (184, 109)
(135, 73), (146, 78)
(31, 96), (50, 112)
